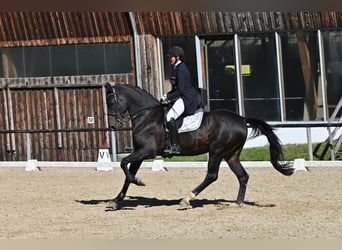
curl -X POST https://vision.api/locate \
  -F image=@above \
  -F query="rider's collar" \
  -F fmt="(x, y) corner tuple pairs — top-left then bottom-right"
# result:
(173, 60), (182, 68)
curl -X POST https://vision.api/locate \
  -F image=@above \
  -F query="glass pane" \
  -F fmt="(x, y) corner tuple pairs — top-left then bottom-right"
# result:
(323, 31), (342, 119)
(240, 34), (280, 121)
(0, 47), (25, 77)
(207, 39), (237, 112)
(77, 44), (104, 75)
(161, 37), (198, 93)
(24, 46), (51, 77)
(105, 43), (132, 74)
(50, 44), (77, 76)
(281, 32), (320, 121)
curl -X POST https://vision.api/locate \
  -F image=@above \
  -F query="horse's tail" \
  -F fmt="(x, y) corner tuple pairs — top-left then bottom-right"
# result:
(245, 117), (295, 176)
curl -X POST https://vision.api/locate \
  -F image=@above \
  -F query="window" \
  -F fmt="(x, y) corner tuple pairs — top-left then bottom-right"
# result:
(24, 46), (51, 77)
(105, 43), (132, 74)
(281, 32), (320, 121)
(77, 44), (105, 75)
(0, 47), (25, 77)
(0, 42), (132, 78)
(160, 37), (198, 94)
(50, 44), (78, 76)
(322, 31), (342, 118)
(207, 39), (237, 112)
(240, 34), (280, 121)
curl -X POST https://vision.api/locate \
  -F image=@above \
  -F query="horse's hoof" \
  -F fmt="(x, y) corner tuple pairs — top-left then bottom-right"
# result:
(230, 202), (244, 208)
(106, 200), (119, 211)
(135, 177), (146, 186)
(179, 198), (192, 209)
(127, 176), (145, 186)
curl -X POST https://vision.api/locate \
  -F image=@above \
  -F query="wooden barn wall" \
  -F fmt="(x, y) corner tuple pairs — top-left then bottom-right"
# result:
(137, 34), (161, 98)
(133, 12), (342, 36)
(0, 12), (132, 47)
(0, 74), (134, 161)
(2, 12), (340, 47)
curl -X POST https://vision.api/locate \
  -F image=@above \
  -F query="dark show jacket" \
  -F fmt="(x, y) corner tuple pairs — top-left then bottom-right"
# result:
(166, 62), (198, 116)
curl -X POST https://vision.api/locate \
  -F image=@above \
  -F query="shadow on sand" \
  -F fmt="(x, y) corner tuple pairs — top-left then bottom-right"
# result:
(75, 196), (275, 211)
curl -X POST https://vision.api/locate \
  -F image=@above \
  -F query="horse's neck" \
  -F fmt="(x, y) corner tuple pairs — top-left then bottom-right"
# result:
(127, 95), (159, 115)
(118, 85), (159, 114)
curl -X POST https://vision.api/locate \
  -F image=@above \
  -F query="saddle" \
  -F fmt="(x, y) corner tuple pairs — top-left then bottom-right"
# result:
(163, 106), (204, 134)
(163, 87), (206, 133)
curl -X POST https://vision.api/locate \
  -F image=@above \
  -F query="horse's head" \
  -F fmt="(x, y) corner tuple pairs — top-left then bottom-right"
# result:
(105, 82), (130, 123)
(106, 83), (161, 124)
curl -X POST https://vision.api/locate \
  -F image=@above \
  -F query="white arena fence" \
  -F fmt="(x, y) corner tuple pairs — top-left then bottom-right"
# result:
(0, 122), (341, 171)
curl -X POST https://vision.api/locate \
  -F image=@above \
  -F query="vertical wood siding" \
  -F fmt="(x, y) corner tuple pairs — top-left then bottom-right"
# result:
(0, 74), (134, 161)
(0, 12), (132, 47)
(1, 12), (340, 48)
(138, 34), (161, 98)
(133, 12), (342, 36)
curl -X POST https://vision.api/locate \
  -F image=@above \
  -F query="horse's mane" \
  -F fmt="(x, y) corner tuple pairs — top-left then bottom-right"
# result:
(118, 84), (158, 102)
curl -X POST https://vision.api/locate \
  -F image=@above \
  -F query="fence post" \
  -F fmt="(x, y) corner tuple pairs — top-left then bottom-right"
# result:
(26, 133), (31, 160)
(25, 132), (40, 171)
(306, 127), (313, 161)
(111, 130), (117, 162)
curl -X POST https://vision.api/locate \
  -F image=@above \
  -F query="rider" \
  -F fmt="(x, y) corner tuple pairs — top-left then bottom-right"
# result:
(162, 46), (199, 154)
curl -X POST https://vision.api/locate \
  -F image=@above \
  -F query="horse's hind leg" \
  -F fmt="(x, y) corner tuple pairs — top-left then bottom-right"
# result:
(180, 154), (222, 208)
(226, 156), (249, 205)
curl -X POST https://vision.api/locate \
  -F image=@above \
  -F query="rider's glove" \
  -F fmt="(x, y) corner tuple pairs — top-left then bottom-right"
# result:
(161, 94), (169, 104)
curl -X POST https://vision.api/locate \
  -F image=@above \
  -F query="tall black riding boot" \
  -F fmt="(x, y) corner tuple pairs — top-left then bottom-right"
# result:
(164, 118), (181, 154)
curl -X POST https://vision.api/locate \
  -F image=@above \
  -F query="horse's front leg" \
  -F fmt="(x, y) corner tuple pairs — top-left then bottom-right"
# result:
(109, 148), (154, 210)
(108, 160), (143, 210)
(120, 156), (146, 186)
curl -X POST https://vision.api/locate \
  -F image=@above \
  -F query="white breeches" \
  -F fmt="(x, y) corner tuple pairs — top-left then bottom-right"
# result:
(166, 98), (185, 122)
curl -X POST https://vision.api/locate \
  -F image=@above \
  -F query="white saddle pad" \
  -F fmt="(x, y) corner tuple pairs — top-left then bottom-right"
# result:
(178, 108), (204, 133)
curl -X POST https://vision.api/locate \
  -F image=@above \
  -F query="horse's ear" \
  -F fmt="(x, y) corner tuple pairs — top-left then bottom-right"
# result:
(105, 82), (113, 93)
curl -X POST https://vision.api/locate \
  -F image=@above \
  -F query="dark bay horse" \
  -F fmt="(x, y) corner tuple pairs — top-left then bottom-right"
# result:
(105, 83), (294, 210)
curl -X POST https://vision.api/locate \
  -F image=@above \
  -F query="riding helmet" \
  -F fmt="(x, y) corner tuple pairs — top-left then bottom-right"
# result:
(167, 46), (185, 60)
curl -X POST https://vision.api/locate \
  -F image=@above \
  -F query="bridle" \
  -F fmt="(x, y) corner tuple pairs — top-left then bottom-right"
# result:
(106, 85), (162, 124)
(106, 89), (130, 124)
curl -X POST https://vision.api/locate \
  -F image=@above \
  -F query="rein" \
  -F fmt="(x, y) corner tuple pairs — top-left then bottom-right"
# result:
(129, 104), (162, 120)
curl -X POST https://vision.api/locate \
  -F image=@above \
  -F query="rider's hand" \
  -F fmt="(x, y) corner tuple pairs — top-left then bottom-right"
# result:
(161, 94), (169, 104)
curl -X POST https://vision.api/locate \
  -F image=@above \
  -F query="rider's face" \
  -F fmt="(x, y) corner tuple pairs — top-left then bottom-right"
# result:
(169, 56), (177, 65)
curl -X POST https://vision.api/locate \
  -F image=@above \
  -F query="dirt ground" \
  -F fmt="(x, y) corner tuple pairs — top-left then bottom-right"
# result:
(0, 165), (341, 239)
